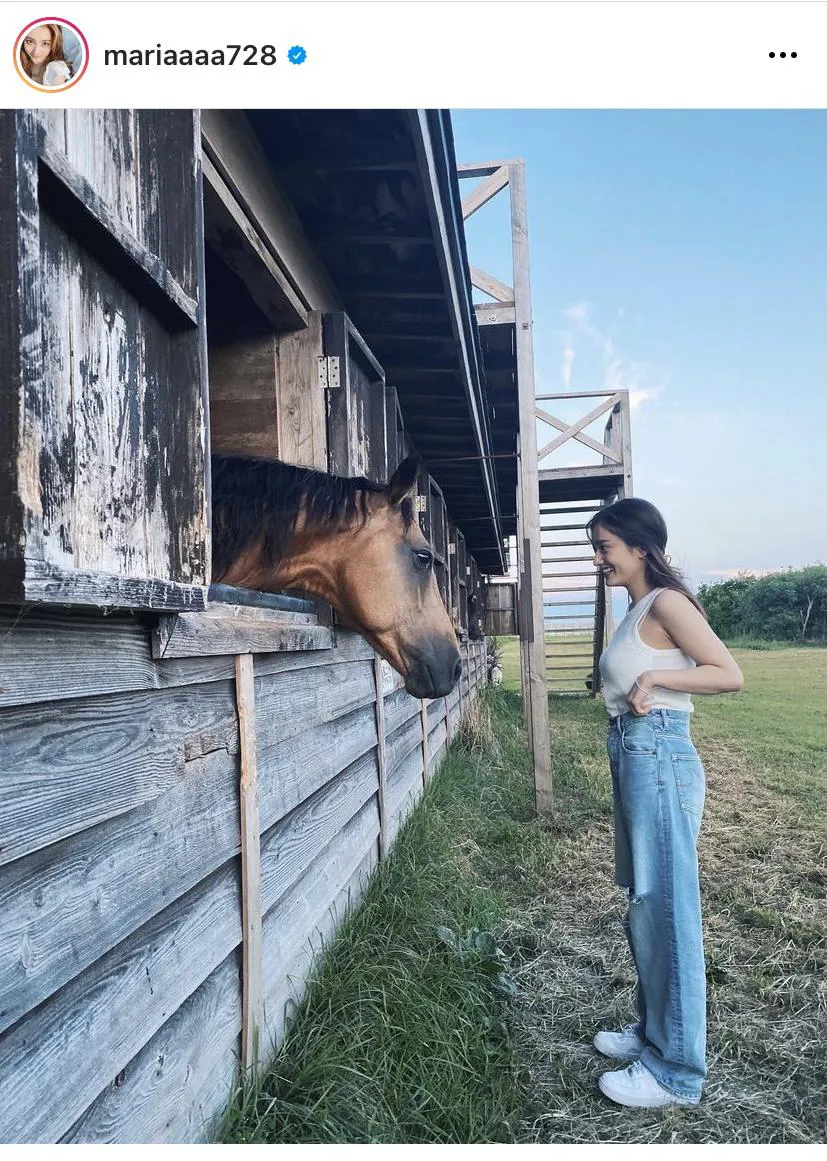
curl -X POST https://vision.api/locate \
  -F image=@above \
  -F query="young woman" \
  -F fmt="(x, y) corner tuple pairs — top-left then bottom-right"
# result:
(19, 24), (71, 86)
(588, 498), (743, 1109)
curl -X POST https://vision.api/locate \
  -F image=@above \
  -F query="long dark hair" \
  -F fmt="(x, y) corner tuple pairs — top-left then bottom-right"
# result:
(587, 498), (707, 617)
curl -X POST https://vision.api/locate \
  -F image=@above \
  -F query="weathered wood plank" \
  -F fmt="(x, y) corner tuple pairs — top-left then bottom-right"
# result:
(0, 750), (378, 1141)
(276, 312), (327, 470)
(64, 819), (376, 1144)
(260, 798), (378, 1046)
(257, 702), (378, 832)
(385, 710), (424, 781)
(0, 609), (370, 709)
(0, 679), (238, 867)
(208, 336), (280, 459)
(63, 111), (138, 236)
(0, 746), (238, 1036)
(0, 858), (243, 1143)
(382, 685), (422, 739)
(153, 606), (330, 660)
(373, 656), (388, 860)
(235, 654), (262, 1071)
(256, 659), (375, 753)
(63, 950), (242, 1144)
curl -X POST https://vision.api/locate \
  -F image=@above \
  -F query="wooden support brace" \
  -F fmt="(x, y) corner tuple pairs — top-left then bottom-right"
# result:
(373, 656), (388, 860)
(420, 699), (430, 786)
(536, 393), (622, 462)
(234, 653), (262, 1074)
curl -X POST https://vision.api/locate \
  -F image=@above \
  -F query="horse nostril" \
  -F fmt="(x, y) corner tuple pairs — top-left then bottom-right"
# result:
(453, 656), (462, 684)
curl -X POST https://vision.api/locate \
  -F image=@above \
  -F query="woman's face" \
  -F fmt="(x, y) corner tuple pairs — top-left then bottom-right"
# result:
(23, 27), (53, 64)
(591, 523), (646, 588)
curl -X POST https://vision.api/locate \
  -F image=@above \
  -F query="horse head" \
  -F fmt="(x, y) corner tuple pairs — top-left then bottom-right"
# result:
(211, 455), (462, 699)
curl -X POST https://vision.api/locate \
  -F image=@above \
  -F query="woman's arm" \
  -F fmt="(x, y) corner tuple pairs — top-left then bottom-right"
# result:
(627, 589), (744, 714)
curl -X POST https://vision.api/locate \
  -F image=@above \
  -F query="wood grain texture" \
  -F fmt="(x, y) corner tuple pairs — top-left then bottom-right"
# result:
(0, 746), (381, 1141)
(208, 336), (280, 459)
(61, 949), (243, 1145)
(0, 679), (238, 867)
(235, 654), (262, 1071)
(0, 860), (243, 1143)
(0, 610), (371, 710)
(153, 606), (330, 660)
(373, 656), (388, 860)
(276, 312), (328, 470)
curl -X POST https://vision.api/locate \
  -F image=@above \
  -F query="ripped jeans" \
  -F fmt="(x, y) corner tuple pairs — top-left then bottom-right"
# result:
(607, 709), (707, 1102)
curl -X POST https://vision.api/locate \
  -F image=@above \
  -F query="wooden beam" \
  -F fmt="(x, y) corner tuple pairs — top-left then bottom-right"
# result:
(461, 166), (509, 221)
(420, 700), (430, 785)
(536, 394), (622, 462)
(373, 656), (388, 861)
(469, 265), (514, 304)
(474, 302), (516, 326)
(535, 390), (620, 400)
(509, 160), (552, 815)
(235, 653), (262, 1074)
(457, 159), (522, 178)
(536, 405), (621, 463)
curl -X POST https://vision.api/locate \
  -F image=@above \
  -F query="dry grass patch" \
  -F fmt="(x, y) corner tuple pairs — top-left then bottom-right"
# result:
(506, 720), (826, 1143)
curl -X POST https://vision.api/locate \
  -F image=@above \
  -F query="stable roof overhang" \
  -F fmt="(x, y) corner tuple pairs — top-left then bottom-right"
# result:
(246, 109), (507, 575)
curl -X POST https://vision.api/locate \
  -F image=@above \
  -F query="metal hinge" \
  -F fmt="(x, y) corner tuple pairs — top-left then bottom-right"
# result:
(316, 355), (341, 390)
(448, 543), (456, 555)
(415, 495), (427, 513)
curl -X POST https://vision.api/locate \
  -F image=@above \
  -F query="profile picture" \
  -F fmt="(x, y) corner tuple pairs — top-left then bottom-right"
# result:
(14, 17), (88, 90)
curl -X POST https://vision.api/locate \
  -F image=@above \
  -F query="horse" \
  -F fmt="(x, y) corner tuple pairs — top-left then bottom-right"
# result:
(210, 454), (462, 699)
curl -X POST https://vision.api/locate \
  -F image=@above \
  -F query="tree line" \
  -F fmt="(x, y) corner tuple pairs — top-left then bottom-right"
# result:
(696, 565), (827, 643)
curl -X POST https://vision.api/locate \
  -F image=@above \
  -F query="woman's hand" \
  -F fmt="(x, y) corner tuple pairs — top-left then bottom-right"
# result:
(627, 671), (654, 716)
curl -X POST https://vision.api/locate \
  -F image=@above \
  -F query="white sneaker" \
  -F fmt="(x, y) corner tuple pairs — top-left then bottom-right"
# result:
(593, 1024), (644, 1060)
(598, 1060), (699, 1108)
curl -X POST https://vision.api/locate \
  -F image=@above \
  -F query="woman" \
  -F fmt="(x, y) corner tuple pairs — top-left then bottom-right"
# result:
(19, 24), (71, 86)
(588, 498), (743, 1108)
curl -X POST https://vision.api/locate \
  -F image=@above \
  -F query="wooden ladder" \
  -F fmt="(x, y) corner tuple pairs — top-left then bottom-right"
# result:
(541, 503), (612, 695)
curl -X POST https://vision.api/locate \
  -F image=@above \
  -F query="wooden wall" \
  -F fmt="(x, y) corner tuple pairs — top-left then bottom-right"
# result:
(0, 605), (487, 1143)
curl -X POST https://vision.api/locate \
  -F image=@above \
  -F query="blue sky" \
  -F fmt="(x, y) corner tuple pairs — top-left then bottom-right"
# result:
(452, 110), (826, 611)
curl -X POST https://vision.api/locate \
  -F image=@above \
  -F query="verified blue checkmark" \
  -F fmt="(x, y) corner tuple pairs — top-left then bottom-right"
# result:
(288, 45), (307, 65)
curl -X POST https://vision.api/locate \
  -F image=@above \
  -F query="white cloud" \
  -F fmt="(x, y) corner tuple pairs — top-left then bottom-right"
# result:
(565, 302), (590, 327)
(560, 340), (576, 390)
(629, 387), (661, 410)
(562, 301), (666, 410)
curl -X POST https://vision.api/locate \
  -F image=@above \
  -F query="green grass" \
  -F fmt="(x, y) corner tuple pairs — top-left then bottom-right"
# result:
(220, 645), (827, 1144)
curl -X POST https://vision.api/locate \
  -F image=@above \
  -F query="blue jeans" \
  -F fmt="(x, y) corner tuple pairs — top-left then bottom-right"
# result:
(607, 709), (707, 1102)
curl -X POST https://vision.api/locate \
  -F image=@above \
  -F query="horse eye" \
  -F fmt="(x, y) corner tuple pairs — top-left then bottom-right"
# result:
(414, 549), (433, 570)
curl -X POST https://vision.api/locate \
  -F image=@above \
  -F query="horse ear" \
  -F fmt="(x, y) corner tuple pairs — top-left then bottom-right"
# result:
(387, 456), (420, 506)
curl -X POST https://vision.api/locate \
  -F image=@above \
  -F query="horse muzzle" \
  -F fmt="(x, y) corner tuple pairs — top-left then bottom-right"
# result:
(403, 637), (462, 699)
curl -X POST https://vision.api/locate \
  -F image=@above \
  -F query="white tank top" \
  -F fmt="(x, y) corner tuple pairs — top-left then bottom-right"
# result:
(599, 587), (696, 717)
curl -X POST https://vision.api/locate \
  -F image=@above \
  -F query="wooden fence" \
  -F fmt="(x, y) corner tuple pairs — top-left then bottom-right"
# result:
(0, 606), (486, 1143)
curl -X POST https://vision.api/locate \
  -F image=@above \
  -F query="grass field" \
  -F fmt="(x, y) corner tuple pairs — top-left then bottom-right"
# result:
(221, 645), (826, 1144)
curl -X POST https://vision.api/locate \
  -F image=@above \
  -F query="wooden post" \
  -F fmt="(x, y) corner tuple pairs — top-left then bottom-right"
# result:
(514, 431), (534, 756)
(592, 576), (606, 698)
(234, 653), (262, 1072)
(509, 160), (552, 814)
(420, 699), (430, 786)
(619, 391), (634, 499)
(373, 655), (388, 860)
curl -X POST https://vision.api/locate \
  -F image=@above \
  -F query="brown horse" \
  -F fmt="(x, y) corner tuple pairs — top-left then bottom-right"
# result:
(211, 454), (462, 699)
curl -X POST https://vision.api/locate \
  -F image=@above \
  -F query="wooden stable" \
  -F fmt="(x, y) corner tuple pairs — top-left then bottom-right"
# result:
(0, 109), (501, 1143)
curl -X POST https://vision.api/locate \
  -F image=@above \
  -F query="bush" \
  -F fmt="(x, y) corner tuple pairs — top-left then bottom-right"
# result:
(697, 565), (827, 644)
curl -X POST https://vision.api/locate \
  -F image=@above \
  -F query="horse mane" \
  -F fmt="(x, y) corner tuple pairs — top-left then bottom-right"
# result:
(211, 455), (415, 577)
